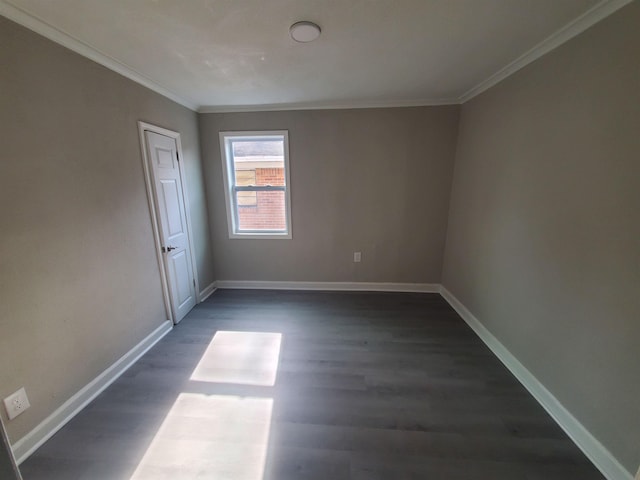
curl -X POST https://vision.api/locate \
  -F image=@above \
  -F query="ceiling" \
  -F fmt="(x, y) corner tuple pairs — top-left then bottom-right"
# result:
(1, 0), (628, 112)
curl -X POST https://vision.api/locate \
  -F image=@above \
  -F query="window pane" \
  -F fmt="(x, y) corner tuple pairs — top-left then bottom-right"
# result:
(221, 132), (291, 238)
(235, 170), (256, 186)
(235, 170), (257, 206)
(232, 140), (285, 187)
(237, 191), (257, 207)
(232, 140), (283, 160)
(236, 190), (287, 231)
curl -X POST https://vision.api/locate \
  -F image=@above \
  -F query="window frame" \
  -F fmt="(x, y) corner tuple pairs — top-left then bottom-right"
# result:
(219, 130), (293, 239)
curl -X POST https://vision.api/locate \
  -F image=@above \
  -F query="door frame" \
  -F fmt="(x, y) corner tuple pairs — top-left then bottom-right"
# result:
(138, 121), (200, 324)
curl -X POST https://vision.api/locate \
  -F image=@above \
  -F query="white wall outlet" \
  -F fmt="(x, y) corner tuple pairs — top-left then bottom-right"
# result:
(3, 388), (30, 420)
(353, 252), (362, 263)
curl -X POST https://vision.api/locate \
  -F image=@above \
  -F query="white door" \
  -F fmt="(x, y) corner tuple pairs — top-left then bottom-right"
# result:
(144, 130), (196, 323)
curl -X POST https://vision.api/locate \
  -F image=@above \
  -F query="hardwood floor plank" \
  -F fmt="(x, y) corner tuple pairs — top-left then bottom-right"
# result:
(20, 290), (605, 479)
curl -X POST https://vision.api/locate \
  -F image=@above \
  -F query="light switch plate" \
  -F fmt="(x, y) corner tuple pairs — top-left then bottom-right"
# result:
(3, 387), (30, 420)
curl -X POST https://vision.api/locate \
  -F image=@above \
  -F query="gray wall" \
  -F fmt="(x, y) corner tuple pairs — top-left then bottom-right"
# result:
(442, 2), (640, 473)
(3, 1), (638, 474)
(0, 17), (213, 442)
(200, 107), (460, 283)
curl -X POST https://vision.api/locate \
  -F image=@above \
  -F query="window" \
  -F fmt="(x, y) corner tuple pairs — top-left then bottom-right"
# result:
(219, 131), (292, 238)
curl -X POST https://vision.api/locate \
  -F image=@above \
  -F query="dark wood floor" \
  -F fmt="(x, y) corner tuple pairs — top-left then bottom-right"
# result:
(20, 290), (604, 479)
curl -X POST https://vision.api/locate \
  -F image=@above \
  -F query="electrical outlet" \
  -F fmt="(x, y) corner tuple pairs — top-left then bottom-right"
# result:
(3, 387), (30, 420)
(353, 251), (362, 263)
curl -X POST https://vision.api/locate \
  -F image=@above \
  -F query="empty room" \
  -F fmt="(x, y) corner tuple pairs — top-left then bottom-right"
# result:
(1, 0), (638, 479)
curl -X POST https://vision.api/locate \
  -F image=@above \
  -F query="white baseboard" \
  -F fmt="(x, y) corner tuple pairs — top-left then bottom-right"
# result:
(439, 286), (633, 480)
(215, 280), (440, 293)
(11, 283), (630, 479)
(12, 320), (173, 465)
(198, 281), (217, 302)
(1, 418), (21, 479)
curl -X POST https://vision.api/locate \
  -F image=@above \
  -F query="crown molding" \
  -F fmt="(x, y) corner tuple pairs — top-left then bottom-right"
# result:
(0, 0), (198, 111)
(458, 0), (635, 103)
(3, 0), (631, 113)
(198, 97), (461, 114)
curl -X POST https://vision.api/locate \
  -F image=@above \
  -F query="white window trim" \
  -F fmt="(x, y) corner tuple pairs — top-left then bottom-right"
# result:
(219, 130), (293, 239)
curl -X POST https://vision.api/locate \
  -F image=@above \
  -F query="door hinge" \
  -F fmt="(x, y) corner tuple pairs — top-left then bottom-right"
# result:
(193, 279), (196, 287)
(176, 151), (180, 162)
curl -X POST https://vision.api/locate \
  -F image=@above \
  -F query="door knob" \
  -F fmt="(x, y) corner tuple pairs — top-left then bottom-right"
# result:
(162, 246), (178, 252)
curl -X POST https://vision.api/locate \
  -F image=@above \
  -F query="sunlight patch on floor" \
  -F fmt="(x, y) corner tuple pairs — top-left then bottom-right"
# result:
(129, 393), (273, 480)
(190, 331), (282, 386)
(129, 331), (282, 479)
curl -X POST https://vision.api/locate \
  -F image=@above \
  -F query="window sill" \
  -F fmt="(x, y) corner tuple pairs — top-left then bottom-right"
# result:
(229, 232), (292, 240)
